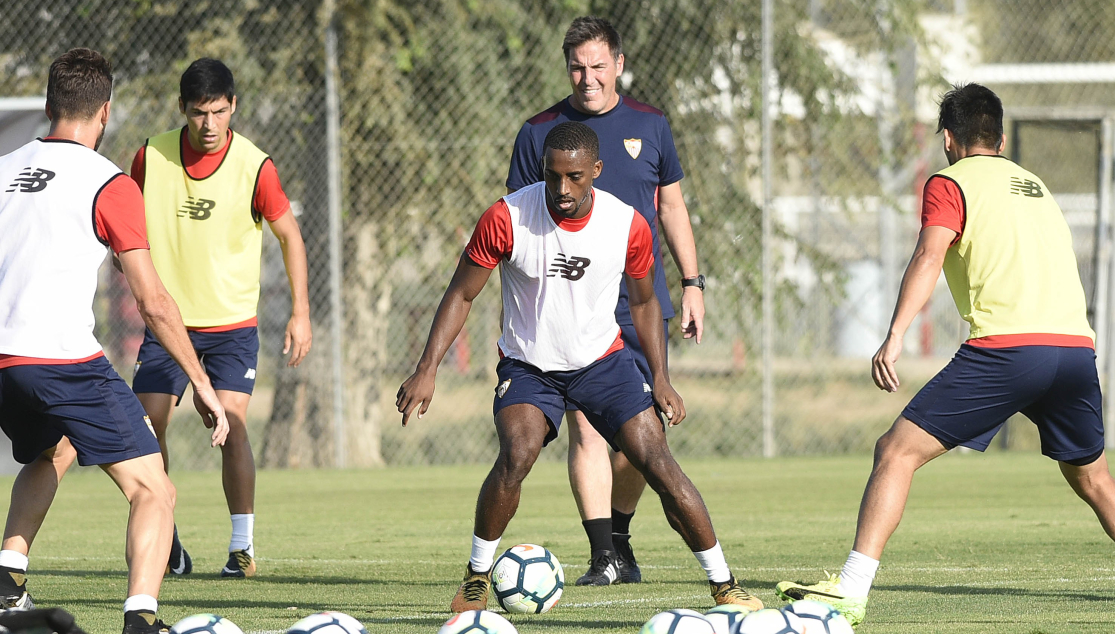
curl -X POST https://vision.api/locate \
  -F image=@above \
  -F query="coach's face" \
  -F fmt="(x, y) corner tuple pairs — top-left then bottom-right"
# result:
(543, 147), (603, 219)
(180, 95), (237, 154)
(567, 40), (624, 115)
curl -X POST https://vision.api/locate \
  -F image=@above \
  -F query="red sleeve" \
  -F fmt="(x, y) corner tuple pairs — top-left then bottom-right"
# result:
(625, 212), (654, 278)
(255, 159), (291, 222)
(129, 145), (145, 192)
(94, 174), (149, 254)
(921, 175), (964, 243)
(465, 200), (513, 269)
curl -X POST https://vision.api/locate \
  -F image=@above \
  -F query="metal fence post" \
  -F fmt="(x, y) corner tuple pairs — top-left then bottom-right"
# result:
(761, 0), (776, 458)
(325, 5), (345, 468)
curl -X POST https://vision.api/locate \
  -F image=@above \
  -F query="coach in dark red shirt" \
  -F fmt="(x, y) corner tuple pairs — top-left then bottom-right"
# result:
(506, 15), (706, 587)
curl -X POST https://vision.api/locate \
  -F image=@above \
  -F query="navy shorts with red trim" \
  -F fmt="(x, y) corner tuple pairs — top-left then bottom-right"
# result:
(494, 348), (655, 451)
(132, 326), (259, 400)
(0, 356), (160, 466)
(902, 344), (1104, 462)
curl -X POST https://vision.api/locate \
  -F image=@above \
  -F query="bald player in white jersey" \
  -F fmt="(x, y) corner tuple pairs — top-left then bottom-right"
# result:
(0, 48), (228, 634)
(396, 121), (762, 614)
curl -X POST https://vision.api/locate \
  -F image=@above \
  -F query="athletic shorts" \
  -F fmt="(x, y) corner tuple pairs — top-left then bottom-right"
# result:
(132, 326), (259, 401)
(565, 320), (667, 413)
(493, 348), (656, 451)
(902, 344), (1104, 463)
(0, 356), (161, 466)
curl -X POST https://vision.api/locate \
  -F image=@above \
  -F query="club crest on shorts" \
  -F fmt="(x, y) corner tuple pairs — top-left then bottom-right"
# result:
(497, 378), (512, 398)
(133, 361), (142, 376)
(623, 138), (642, 159)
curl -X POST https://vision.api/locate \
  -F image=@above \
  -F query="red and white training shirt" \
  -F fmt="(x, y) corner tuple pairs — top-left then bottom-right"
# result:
(0, 138), (149, 367)
(466, 182), (654, 372)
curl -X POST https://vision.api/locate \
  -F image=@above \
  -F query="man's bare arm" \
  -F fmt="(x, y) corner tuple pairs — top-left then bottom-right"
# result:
(267, 211), (312, 367)
(657, 182), (704, 343)
(628, 267), (685, 425)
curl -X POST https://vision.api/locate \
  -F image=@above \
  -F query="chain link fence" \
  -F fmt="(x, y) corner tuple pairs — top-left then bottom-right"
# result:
(2, 0), (1114, 469)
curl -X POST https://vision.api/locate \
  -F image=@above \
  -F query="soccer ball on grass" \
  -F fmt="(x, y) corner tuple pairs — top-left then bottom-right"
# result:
(491, 544), (564, 614)
(703, 604), (751, 634)
(735, 608), (803, 634)
(286, 611), (367, 634)
(639, 609), (715, 634)
(170, 614), (244, 634)
(782, 601), (853, 634)
(437, 610), (518, 634)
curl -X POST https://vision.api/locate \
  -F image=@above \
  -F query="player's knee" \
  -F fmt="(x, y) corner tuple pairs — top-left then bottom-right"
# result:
(497, 443), (539, 481)
(633, 449), (678, 491)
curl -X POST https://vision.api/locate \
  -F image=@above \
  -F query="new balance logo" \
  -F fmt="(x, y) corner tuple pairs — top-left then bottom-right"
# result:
(244, 368), (256, 380)
(1009, 177), (1044, 198)
(547, 254), (591, 280)
(178, 197), (216, 220)
(5, 167), (55, 193)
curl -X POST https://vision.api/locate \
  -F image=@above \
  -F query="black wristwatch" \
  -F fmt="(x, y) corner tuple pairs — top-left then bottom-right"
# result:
(681, 274), (705, 291)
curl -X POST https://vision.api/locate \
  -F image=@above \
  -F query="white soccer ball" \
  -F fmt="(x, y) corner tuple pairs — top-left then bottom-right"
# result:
(170, 614), (244, 634)
(782, 601), (853, 634)
(437, 610), (518, 634)
(704, 604), (751, 634)
(639, 609), (715, 634)
(734, 608), (803, 634)
(491, 544), (564, 614)
(286, 611), (367, 634)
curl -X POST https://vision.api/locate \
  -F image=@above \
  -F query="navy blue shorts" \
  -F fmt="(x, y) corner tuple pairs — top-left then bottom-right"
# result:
(565, 321), (667, 413)
(0, 356), (161, 466)
(493, 348), (656, 451)
(903, 344), (1104, 462)
(132, 327), (258, 401)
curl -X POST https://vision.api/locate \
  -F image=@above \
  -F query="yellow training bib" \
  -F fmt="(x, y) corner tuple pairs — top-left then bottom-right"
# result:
(937, 155), (1094, 342)
(142, 128), (269, 327)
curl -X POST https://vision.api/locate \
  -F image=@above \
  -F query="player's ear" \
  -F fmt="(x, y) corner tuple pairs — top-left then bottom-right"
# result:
(592, 160), (603, 179)
(942, 129), (954, 152)
(99, 101), (111, 127)
(997, 133), (1006, 154)
(230, 95), (237, 115)
(178, 97), (186, 115)
(44, 103), (53, 122)
(615, 53), (624, 76)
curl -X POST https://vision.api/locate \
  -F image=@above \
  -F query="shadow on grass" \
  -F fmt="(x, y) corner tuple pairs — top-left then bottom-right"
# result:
(35, 569), (446, 587)
(877, 583), (1115, 603)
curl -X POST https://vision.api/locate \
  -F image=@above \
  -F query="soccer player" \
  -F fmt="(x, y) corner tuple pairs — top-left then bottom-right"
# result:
(506, 15), (706, 586)
(775, 83), (1115, 626)
(0, 48), (229, 634)
(130, 58), (311, 577)
(397, 122), (760, 613)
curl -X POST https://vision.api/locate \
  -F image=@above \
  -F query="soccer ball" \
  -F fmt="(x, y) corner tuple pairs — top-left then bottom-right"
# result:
(437, 610), (518, 634)
(287, 612), (367, 634)
(704, 604), (751, 634)
(170, 614), (244, 634)
(735, 608), (803, 634)
(782, 601), (853, 634)
(639, 609), (715, 634)
(491, 544), (564, 614)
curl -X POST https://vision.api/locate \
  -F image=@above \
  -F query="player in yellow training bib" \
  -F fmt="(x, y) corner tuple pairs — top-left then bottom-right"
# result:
(132, 59), (311, 578)
(775, 83), (1115, 626)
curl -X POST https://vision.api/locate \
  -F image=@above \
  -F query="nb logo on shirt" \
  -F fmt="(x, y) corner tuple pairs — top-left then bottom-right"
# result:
(5, 167), (55, 193)
(547, 254), (591, 281)
(178, 197), (216, 220)
(1009, 177), (1044, 198)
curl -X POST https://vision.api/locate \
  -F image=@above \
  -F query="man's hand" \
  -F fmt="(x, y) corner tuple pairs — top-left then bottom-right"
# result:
(872, 332), (904, 392)
(192, 382), (229, 447)
(396, 368), (436, 427)
(284, 312), (312, 367)
(653, 377), (686, 427)
(680, 286), (705, 343)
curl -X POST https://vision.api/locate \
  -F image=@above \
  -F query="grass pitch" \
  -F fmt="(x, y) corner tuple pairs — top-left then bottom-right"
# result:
(16, 452), (1115, 633)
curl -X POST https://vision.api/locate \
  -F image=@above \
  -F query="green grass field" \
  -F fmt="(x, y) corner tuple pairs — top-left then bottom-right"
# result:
(16, 453), (1115, 633)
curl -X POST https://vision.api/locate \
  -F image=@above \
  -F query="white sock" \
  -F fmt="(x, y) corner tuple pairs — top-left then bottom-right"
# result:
(469, 535), (501, 573)
(123, 594), (158, 614)
(0, 550), (28, 571)
(837, 550), (879, 597)
(230, 514), (254, 557)
(692, 541), (731, 584)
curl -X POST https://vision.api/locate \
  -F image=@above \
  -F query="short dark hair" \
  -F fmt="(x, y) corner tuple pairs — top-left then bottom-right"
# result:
(937, 83), (1004, 150)
(563, 16), (622, 65)
(543, 121), (600, 162)
(180, 58), (235, 106)
(46, 48), (113, 121)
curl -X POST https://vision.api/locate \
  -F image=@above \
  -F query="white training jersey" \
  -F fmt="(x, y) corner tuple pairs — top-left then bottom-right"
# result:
(0, 139), (121, 359)
(495, 183), (643, 372)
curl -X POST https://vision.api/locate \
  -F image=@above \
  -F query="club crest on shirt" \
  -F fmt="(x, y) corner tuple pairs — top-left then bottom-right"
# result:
(623, 138), (642, 159)
(496, 378), (512, 398)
